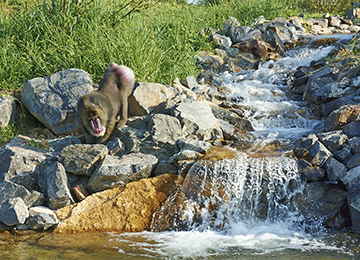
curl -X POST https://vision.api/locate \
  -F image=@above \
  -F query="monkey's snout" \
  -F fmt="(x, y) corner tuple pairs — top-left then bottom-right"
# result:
(89, 117), (106, 137)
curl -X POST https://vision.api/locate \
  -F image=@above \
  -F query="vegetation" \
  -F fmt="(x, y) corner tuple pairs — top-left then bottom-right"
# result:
(0, 0), (354, 145)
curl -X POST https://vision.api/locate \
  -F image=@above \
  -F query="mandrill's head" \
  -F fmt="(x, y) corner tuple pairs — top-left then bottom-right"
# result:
(78, 92), (112, 138)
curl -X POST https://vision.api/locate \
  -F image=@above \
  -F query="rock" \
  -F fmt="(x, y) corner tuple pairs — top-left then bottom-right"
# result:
(334, 145), (353, 162)
(0, 181), (33, 206)
(307, 140), (332, 167)
(0, 136), (51, 190)
(262, 30), (285, 56)
(54, 173), (183, 233)
(324, 105), (360, 132)
(176, 138), (213, 154)
(347, 185), (360, 233)
(119, 114), (182, 161)
(349, 25), (360, 33)
(48, 135), (82, 154)
(129, 82), (178, 116)
(172, 98), (223, 141)
(298, 160), (325, 182)
(346, 153), (360, 169)
(26, 212), (58, 231)
(58, 144), (108, 176)
(209, 33), (232, 48)
(308, 18), (329, 29)
(317, 131), (348, 152)
(21, 69), (94, 136)
(27, 206), (59, 230)
(341, 165), (360, 189)
(0, 197), (29, 226)
(343, 121), (360, 138)
(295, 182), (349, 229)
(349, 137), (360, 154)
(211, 106), (254, 132)
(38, 159), (74, 209)
(0, 96), (16, 129)
(170, 150), (201, 163)
(324, 158), (348, 181)
(106, 137), (125, 156)
(153, 162), (178, 176)
(88, 153), (158, 192)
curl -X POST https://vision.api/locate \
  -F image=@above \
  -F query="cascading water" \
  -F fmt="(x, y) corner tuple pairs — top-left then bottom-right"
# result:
(106, 35), (358, 259)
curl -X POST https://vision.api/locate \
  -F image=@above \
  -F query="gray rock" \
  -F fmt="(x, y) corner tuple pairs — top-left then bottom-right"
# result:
(48, 135), (82, 154)
(295, 182), (348, 229)
(225, 25), (252, 43)
(308, 18), (329, 28)
(346, 153), (360, 169)
(149, 114), (183, 145)
(324, 157), (348, 181)
(170, 150), (201, 163)
(262, 30), (285, 55)
(21, 69), (94, 136)
(172, 98), (223, 141)
(349, 137), (360, 154)
(153, 162), (178, 176)
(106, 137), (125, 156)
(26, 212), (58, 230)
(0, 96), (16, 129)
(298, 160), (325, 182)
(129, 82), (178, 116)
(58, 144), (108, 176)
(0, 181), (32, 206)
(334, 145), (353, 162)
(343, 121), (360, 138)
(347, 185), (360, 233)
(0, 197), (29, 226)
(88, 153), (158, 192)
(341, 165), (360, 189)
(307, 140), (332, 167)
(176, 138), (212, 154)
(0, 136), (51, 190)
(211, 106), (254, 132)
(209, 33), (232, 48)
(317, 131), (348, 152)
(38, 159), (74, 209)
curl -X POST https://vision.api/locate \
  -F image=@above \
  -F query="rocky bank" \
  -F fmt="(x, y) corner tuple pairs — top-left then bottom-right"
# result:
(1, 13), (360, 234)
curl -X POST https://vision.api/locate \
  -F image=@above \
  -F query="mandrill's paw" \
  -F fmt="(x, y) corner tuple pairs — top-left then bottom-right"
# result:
(88, 115), (106, 137)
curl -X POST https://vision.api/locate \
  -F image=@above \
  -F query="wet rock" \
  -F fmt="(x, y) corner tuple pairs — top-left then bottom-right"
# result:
(298, 160), (325, 182)
(317, 131), (348, 152)
(0, 96), (16, 129)
(0, 136), (51, 190)
(21, 69), (94, 136)
(58, 144), (108, 176)
(171, 98), (223, 141)
(211, 106), (254, 132)
(38, 159), (74, 209)
(88, 153), (158, 192)
(0, 197), (29, 226)
(341, 165), (360, 189)
(295, 182), (349, 228)
(324, 157), (348, 181)
(129, 82), (178, 116)
(170, 150), (201, 164)
(54, 174), (183, 233)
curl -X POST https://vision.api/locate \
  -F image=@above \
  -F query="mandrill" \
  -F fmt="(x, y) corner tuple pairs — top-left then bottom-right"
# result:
(78, 63), (135, 144)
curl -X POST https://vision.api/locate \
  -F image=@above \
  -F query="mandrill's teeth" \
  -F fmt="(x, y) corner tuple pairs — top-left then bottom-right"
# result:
(89, 117), (105, 137)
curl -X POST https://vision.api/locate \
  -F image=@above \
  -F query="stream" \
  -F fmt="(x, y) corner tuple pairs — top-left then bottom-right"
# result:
(1, 34), (360, 259)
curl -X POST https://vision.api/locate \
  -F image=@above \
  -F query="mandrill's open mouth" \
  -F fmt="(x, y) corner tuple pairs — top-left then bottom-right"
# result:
(88, 115), (106, 137)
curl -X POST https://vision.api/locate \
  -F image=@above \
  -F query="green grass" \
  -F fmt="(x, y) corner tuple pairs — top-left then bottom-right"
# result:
(0, 0), (299, 93)
(0, 0), (346, 144)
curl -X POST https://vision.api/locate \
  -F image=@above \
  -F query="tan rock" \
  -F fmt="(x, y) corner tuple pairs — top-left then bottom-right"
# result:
(54, 174), (183, 233)
(324, 105), (360, 132)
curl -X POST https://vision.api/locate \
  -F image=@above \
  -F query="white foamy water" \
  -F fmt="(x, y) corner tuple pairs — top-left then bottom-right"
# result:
(107, 37), (357, 259)
(221, 45), (335, 139)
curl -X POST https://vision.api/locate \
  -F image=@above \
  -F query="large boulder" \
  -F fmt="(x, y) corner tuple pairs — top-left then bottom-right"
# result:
(0, 197), (29, 226)
(87, 153), (158, 192)
(21, 69), (94, 136)
(54, 173), (183, 233)
(171, 98), (223, 141)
